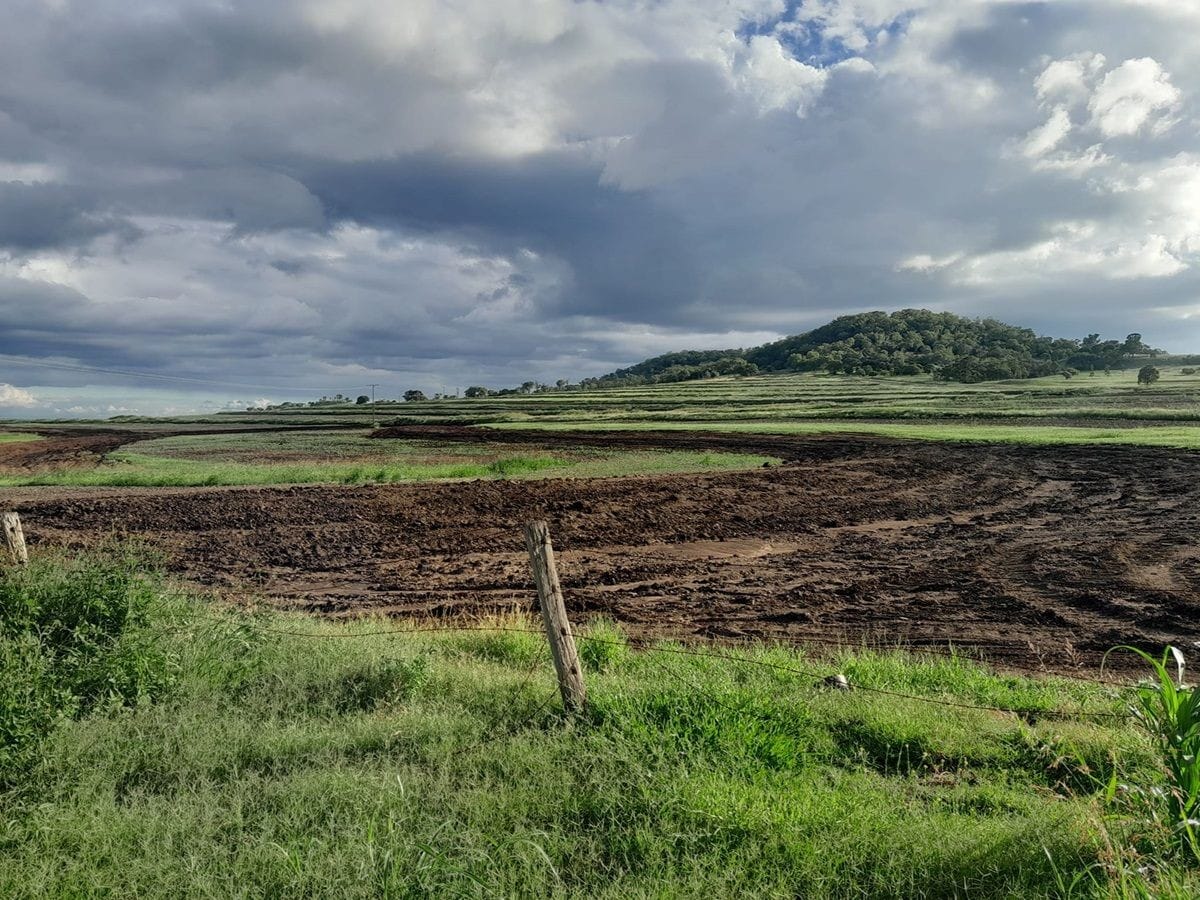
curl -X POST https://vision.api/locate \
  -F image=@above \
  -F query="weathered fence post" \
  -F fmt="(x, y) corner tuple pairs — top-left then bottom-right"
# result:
(3, 511), (28, 565)
(523, 520), (587, 713)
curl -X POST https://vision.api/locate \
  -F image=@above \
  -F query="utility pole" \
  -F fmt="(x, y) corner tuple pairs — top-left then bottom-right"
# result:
(366, 383), (381, 429)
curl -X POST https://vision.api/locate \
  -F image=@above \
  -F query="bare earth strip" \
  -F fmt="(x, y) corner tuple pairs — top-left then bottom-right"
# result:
(4, 428), (1199, 673)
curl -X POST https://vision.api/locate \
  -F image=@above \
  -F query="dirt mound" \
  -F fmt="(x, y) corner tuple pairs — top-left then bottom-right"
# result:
(7, 429), (1200, 674)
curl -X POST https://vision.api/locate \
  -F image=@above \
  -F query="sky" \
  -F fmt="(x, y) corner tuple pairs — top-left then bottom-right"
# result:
(1, 0), (1199, 417)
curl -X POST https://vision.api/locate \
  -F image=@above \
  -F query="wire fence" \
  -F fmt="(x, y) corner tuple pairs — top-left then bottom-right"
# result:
(156, 607), (1135, 725)
(168, 598), (1140, 688)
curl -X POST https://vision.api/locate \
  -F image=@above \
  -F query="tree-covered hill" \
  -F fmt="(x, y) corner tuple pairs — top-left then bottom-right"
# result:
(586, 309), (1158, 386)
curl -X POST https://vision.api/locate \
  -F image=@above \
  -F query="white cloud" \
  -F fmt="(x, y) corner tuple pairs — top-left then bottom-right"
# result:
(1030, 144), (1111, 176)
(897, 252), (962, 273)
(910, 222), (1186, 288)
(0, 383), (38, 407)
(1034, 54), (1105, 106)
(1088, 57), (1181, 138)
(1120, 155), (1200, 259)
(1021, 106), (1073, 158)
(738, 35), (827, 114)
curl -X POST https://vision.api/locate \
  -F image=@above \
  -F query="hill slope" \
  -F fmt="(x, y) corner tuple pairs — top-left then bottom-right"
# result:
(589, 309), (1156, 385)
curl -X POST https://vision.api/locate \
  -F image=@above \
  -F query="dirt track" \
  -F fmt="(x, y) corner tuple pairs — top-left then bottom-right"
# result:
(5, 427), (1200, 673)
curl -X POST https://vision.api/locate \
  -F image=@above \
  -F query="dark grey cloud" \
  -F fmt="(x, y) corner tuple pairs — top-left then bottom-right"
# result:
(0, 0), (1198, 414)
(0, 182), (139, 251)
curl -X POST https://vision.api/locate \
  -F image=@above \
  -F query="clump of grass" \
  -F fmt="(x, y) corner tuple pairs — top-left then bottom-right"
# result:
(305, 654), (431, 714)
(434, 611), (548, 668)
(577, 618), (629, 673)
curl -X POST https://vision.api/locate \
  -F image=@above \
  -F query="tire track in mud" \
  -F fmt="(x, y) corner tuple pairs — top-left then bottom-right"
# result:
(5, 427), (1200, 673)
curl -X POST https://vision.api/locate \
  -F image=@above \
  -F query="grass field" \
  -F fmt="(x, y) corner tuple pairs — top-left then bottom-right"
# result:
(0, 429), (775, 487)
(3, 551), (1196, 898)
(0, 432), (40, 444)
(8, 368), (1200, 453)
(15, 367), (1189, 451)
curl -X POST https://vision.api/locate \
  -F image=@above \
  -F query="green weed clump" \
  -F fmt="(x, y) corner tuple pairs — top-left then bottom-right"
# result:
(1111, 646), (1200, 861)
(0, 551), (176, 785)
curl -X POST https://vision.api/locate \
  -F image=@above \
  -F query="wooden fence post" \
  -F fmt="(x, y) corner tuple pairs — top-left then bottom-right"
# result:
(523, 520), (587, 713)
(3, 512), (28, 565)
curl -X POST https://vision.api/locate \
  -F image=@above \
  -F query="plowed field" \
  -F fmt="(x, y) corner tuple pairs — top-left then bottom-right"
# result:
(5, 426), (1200, 673)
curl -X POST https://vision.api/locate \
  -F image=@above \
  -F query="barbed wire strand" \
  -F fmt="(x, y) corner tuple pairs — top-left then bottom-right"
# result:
(166, 599), (1140, 688)
(151, 609), (1134, 723)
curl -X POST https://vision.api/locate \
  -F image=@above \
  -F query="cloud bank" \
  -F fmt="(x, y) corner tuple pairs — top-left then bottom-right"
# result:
(0, 0), (1198, 412)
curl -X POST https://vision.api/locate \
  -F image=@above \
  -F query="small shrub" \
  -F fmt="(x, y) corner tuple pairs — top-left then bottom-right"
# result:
(0, 550), (177, 785)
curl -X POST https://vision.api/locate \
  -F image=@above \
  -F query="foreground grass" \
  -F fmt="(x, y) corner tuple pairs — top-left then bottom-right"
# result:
(3, 553), (1198, 897)
(0, 448), (775, 488)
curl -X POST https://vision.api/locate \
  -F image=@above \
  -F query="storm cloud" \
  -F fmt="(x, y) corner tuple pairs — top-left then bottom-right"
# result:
(1, 0), (1198, 414)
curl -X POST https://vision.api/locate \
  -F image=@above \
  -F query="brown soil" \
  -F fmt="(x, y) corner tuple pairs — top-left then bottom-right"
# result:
(0, 424), (364, 473)
(5, 426), (1200, 675)
(0, 430), (132, 473)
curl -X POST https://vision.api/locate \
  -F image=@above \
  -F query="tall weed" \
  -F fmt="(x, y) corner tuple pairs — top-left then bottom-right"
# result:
(1110, 645), (1200, 861)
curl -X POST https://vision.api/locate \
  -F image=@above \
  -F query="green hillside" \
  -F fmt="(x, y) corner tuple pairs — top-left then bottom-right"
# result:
(589, 309), (1157, 385)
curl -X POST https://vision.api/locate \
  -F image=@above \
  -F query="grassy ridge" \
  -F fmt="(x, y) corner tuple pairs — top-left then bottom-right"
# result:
(0, 447), (776, 488)
(6, 552), (1195, 897)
